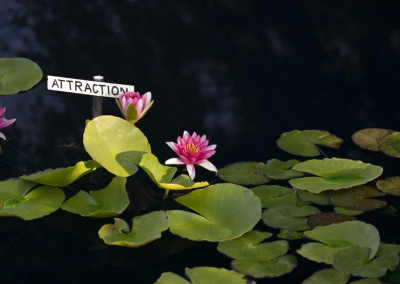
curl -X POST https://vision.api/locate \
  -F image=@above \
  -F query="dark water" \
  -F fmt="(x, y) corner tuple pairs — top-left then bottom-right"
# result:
(1, 1), (400, 283)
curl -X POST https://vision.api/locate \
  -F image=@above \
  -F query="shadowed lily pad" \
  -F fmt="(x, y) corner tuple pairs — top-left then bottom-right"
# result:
(290, 158), (383, 193)
(155, 272), (190, 284)
(83, 115), (151, 177)
(303, 268), (350, 284)
(218, 162), (269, 185)
(334, 207), (364, 216)
(98, 211), (169, 247)
(20, 160), (101, 187)
(256, 159), (304, 180)
(349, 279), (382, 284)
(277, 230), (304, 240)
(277, 130), (343, 157)
(185, 267), (247, 284)
(352, 128), (394, 151)
(61, 177), (129, 217)
(307, 212), (355, 229)
(376, 176), (400, 195)
(167, 184), (261, 242)
(296, 189), (331, 205)
(379, 132), (400, 158)
(249, 185), (298, 208)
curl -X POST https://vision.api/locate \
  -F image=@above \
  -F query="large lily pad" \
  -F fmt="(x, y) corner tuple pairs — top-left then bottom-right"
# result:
(218, 162), (269, 185)
(83, 115), (151, 177)
(303, 268), (350, 284)
(249, 185), (298, 208)
(377, 176), (400, 195)
(98, 211), (169, 247)
(352, 128), (395, 151)
(185, 267), (247, 284)
(20, 160), (101, 187)
(0, 179), (65, 220)
(0, 57), (43, 95)
(289, 158), (383, 193)
(256, 159), (304, 180)
(277, 130), (343, 157)
(61, 176), (129, 217)
(167, 183), (261, 242)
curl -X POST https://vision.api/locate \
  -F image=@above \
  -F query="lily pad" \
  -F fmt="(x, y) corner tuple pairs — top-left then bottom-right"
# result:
(98, 211), (169, 247)
(277, 130), (343, 157)
(379, 132), (400, 158)
(349, 279), (382, 284)
(352, 128), (394, 152)
(231, 255), (297, 278)
(217, 230), (288, 261)
(167, 183), (261, 242)
(376, 176), (400, 195)
(334, 207), (364, 216)
(297, 242), (348, 265)
(289, 158), (383, 193)
(249, 185), (298, 208)
(307, 212), (356, 229)
(155, 272), (190, 284)
(277, 230), (304, 240)
(61, 176), (129, 217)
(185, 267), (247, 284)
(303, 268), (350, 284)
(20, 160), (101, 187)
(328, 185), (386, 211)
(83, 115), (151, 177)
(296, 189), (331, 205)
(218, 162), (269, 185)
(0, 57), (43, 95)
(262, 204), (321, 231)
(256, 159), (304, 180)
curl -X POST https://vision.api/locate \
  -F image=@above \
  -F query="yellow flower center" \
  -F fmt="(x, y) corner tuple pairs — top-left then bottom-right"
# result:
(184, 143), (200, 154)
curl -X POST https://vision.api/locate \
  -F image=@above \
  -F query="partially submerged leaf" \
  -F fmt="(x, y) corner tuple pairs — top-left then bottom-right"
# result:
(352, 128), (394, 151)
(376, 176), (400, 196)
(379, 132), (400, 158)
(185, 267), (247, 284)
(218, 162), (269, 185)
(249, 185), (298, 208)
(155, 272), (190, 284)
(256, 159), (304, 180)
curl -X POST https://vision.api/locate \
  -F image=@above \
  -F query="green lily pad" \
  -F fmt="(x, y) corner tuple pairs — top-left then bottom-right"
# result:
(20, 160), (101, 187)
(0, 57), (43, 95)
(155, 272), (190, 284)
(61, 176), (129, 217)
(249, 185), (298, 208)
(379, 132), (400, 158)
(167, 183), (261, 242)
(297, 242), (348, 265)
(349, 279), (382, 284)
(231, 255), (297, 278)
(185, 267), (247, 284)
(352, 128), (394, 152)
(262, 204), (321, 231)
(307, 212), (356, 229)
(0, 179), (65, 220)
(218, 162), (269, 185)
(256, 159), (304, 180)
(377, 242), (400, 256)
(98, 211), (169, 247)
(296, 189), (331, 205)
(376, 176), (400, 195)
(334, 207), (364, 216)
(217, 230), (288, 261)
(303, 268), (350, 284)
(83, 115), (151, 177)
(277, 130), (343, 157)
(289, 158), (383, 193)
(277, 230), (304, 240)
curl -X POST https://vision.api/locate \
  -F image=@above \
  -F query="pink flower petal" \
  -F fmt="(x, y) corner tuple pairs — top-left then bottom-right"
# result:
(186, 164), (196, 180)
(165, 158), (185, 165)
(198, 160), (218, 172)
(0, 132), (6, 140)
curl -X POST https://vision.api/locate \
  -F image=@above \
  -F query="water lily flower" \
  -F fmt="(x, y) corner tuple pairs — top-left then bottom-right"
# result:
(0, 107), (16, 140)
(117, 91), (153, 123)
(165, 131), (217, 180)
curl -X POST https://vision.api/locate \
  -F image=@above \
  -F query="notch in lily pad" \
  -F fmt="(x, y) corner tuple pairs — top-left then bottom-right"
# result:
(218, 162), (270, 185)
(256, 159), (304, 180)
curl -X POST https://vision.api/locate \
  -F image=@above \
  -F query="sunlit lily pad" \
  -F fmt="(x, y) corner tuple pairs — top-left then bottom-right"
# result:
(296, 189), (331, 205)
(155, 272), (190, 284)
(83, 115), (151, 177)
(289, 158), (383, 193)
(61, 177), (128, 217)
(379, 132), (400, 158)
(307, 213), (355, 229)
(256, 159), (304, 180)
(231, 255), (297, 278)
(0, 57), (43, 95)
(262, 204), (321, 231)
(376, 176), (400, 195)
(185, 267), (247, 284)
(328, 185), (386, 211)
(20, 160), (101, 186)
(98, 211), (169, 247)
(352, 128), (394, 152)
(0, 179), (65, 220)
(218, 162), (269, 185)
(249, 185), (298, 208)
(217, 231), (288, 261)
(167, 184), (261, 242)
(277, 130), (343, 157)
(303, 268), (350, 284)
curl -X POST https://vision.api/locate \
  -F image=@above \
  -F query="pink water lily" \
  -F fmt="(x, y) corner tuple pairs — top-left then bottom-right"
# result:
(118, 91), (153, 123)
(165, 131), (217, 180)
(0, 107), (16, 140)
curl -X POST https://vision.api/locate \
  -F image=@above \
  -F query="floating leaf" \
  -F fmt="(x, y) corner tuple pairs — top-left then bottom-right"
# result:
(297, 242), (346, 265)
(249, 185), (298, 208)
(185, 267), (247, 284)
(277, 130), (343, 157)
(334, 207), (364, 216)
(83, 115), (151, 177)
(218, 162), (269, 185)
(0, 57), (43, 95)
(231, 255), (297, 278)
(61, 176), (129, 217)
(352, 128), (394, 152)
(296, 189), (331, 205)
(262, 204), (321, 231)
(98, 211), (169, 247)
(277, 230), (304, 240)
(303, 268), (350, 284)
(349, 279), (382, 284)
(217, 231), (288, 261)
(167, 184), (261, 242)
(289, 158), (383, 193)
(307, 213), (356, 229)
(376, 176), (400, 196)
(155, 272), (190, 284)
(256, 159), (304, 180)
(20, 160), (101, 187)
(379, 132), (400, 158)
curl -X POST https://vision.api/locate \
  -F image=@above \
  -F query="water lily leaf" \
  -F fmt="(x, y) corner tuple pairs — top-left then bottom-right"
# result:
(379, 132), (400, 158)
(61, 176), (128, 217)
(334, 207), (364, 216)
(231, 255), (297, 278)
(0, 179), (65, 220)
(376, 176), (400, 196)
(296, 189), (331, 205)
(20, 160), (101, 187)
(352, 128), (395, 151)
(83, 115), (151, 177)
(297, 242), (348, 264)
(377, 242), (400, 257)
(307, 212), (356, 229)
(277, 130), (343, 157)
(256, 159), (304, 180)
(289, 158), (383, 193)
(262, 204), (321, 231)
(185, 267), (247, 284)
(328, 185), (386, 211)
(217, 231), (288, 261)
(349, 279), (382, 284)
(218, 162), (269, 185)
(0, 57), (43, 95)
(277, 230), (304, 240)
(98, 211), (169, 247)
(155, 272), (190, 284)
(167, 184), (261, 242)
(303, 268), (350, 284)
(249, 185), (298, 208)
